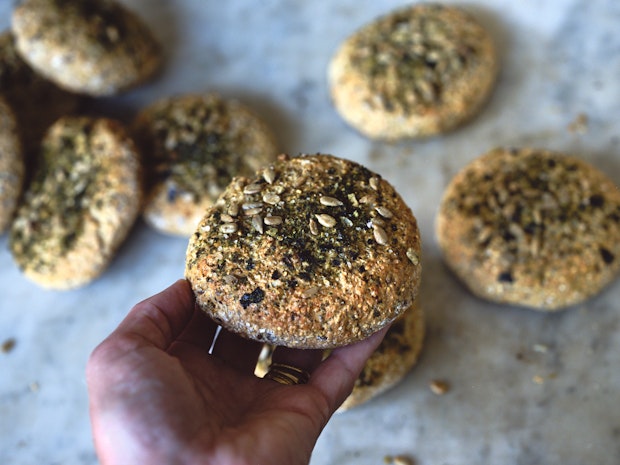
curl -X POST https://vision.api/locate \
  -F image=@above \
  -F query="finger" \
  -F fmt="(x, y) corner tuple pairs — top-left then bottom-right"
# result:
(211, 328), (264, 374)
(309, 326), (389, 411)
(112, 279), (196, 351)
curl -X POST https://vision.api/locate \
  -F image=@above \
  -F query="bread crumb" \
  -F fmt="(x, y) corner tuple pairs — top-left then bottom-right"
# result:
(1, 338), (16, 353)
(429, 379), (450, 395)
(384, 454), (415, 465)
(532, 375), (545, 385)
(533, 343), (548, 353)
(568, 113), (588, 134)
(29, 382), (40, 392)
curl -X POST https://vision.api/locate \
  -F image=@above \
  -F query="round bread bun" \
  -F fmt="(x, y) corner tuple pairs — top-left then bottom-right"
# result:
(339, 301), (424, 411)
(133, 93), (279, 236)
(11, 0), (161, 96)
(0, 96), (24, 233)
(328, 3), (498, 140)
(186, 153), (422, 349)
(436, 147), (620, 310)
(9, 117), (142, 289)
(253, 302), (424, 411)
(0, 31), (82, 162)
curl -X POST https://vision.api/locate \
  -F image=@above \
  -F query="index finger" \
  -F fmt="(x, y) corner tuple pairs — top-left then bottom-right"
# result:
(309, 326), (389, 412)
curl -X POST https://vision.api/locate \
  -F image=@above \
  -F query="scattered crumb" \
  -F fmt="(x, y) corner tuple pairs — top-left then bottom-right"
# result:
(384, 454), (415, 465)
(568, 113), (588, 134)
(29, 382), (40, 392)
(532, 375), (545, 385)
(533, 343), (548, 353)
(1, 338), (16, 353)
(429, 379), (450, 395)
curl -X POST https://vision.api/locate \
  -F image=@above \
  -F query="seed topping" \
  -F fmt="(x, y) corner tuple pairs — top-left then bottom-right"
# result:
(243, 183), (263, 195)
(242, 202), (263, 210)
(373, 224), (389, 245)
(263, 166), (276, 184)
(406, 248), (419, 265)
(309, 218), (319, 235)
(376, 206), (394, 218)
(228, 202), (239, 217)
(263, 192), (281, 205)
(264, 215), (282, 226)
(320, 195), (344, 206)
(252, 215), (264, 234)
(219, 223), (238, 234)
(315, 214), (337, 228)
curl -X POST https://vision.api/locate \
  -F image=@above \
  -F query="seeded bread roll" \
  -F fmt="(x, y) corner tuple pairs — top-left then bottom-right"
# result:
(133, 93), (279, 236)
(186, 153), (422, 348)
(254, 302), (423, 410)
(436, 147), (620, 310)
(11, 0), (161, 96)
(0, 31), (81, 164)
(337, 302), (424, 411)
(328, 3), (498, 140)
(0, 96), (24, 233)
(9, 117), (142, 289)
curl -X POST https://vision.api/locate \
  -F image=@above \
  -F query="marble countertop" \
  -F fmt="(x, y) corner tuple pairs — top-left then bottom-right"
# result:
(1, 1), (619, 464)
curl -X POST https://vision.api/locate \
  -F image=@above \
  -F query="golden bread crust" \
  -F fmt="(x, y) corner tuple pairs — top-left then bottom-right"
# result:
(328, 3), (497, 140)
(186, 153), (422, 348)
(10, 117), (142, 289)
(436, 147), (620, 310)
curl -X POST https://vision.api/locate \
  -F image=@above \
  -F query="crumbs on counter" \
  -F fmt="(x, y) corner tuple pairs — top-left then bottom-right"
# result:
(384, 454), (415, 465)
(533, 343), (549, 353)
(568, 113), (588, 134)
(1, 338), (16, 353)
(429, 379), (450, 395)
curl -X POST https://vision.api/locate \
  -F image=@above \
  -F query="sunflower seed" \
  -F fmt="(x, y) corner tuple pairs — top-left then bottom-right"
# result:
(369, 177), (380, 190)
(359, 195), (374, 204)
(375, 206), (393, 218)
(320, 196), (343, 207)
(315, 213), (337, 228)
(252, 215), (264, 234)
(263, 167), (276, 184)
(220, 213), (235, 223)
(341, 216), (353, 227)
(302, 286), (320, 298)
(406, 248), (419, 265)
(264, 215), (282, 226)
(243, 183), (263, 195)
(244, 207), (263, 216)
(263, 192), (281, 205)
(309, 218), (319, 235)
(228, 202), (239, 217)
(242, 202), (263, 210)
(219, 223), (238, 234)
(371, 217), (386, 227)
(373, 224), (388, 245)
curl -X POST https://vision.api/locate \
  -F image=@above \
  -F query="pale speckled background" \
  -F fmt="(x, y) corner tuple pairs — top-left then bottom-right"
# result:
(1, 1), (619, 464)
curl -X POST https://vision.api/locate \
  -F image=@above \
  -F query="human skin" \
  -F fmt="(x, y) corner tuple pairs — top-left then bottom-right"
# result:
(86, 279), (387, 465)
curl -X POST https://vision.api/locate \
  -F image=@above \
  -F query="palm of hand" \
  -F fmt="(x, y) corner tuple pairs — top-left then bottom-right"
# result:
(87, 280), (385, 465)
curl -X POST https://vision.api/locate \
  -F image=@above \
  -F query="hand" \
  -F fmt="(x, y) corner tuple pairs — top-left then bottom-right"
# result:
(86, 279), (387, 465)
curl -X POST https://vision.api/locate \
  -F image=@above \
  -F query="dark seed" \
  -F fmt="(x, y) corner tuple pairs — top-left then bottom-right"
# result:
(600, 247), (615, 264)
(239, 287), (265, 309)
